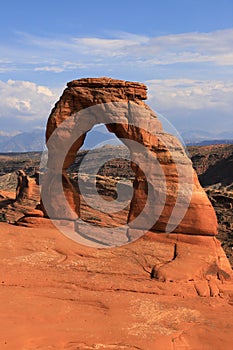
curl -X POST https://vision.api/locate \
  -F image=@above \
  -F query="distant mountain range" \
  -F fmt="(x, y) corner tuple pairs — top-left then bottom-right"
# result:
(0, 129), (45, 153)
(185, 139), (233, 146)
(0, 127), (232, 152)
(181, 129), (233, 146)
(0, 125), (122, 152)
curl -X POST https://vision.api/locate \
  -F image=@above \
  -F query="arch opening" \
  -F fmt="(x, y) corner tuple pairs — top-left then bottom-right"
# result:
(64, 124), (149, 229)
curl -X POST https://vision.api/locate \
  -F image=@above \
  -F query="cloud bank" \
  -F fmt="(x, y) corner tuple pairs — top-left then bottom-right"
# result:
(147, 79), (233, 134)
(0, 80), (60, 132)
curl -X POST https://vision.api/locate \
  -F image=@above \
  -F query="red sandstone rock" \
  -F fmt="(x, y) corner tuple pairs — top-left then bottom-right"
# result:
(38, 77), (233, 284)
(15, 170), (31, 203)
(42, 77), (218, 236)
(15, 170), (40, 206)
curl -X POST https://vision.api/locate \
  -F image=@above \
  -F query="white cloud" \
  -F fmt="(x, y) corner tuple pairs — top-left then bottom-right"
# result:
(147, 79), (233, 112)
(72, 34), (149, 56)
(0, 28), (232, 134)
(1, 28), (232, 74)
(0, 130), (20, 136)
(0, 77), (231, 135)
(0, 80), (60, 128)
(34, 66), (65, 73)
(146, 79), (233, 133)
(0, 67), (13, 73)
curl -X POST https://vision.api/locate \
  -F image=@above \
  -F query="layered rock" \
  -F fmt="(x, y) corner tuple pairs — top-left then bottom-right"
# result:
(42, 77), (218, 237)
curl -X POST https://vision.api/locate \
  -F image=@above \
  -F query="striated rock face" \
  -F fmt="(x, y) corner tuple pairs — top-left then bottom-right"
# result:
(46, 77), (147, 141)
(42, 77), (217, 237)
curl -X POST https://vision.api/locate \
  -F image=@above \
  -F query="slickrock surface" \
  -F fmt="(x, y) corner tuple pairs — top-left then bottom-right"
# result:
(0, 221), (233, 350)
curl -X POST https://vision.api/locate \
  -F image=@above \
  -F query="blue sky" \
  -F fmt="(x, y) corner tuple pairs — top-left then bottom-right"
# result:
(0, 0), (233, 137)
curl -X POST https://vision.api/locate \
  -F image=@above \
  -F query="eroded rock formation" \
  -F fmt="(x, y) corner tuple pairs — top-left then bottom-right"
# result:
(40, 77), (232, 284)
(15, 170), (31, 203)
(42, 77), (217, 236)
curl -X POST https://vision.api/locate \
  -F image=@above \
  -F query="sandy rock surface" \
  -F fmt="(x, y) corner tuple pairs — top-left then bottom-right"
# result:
(0, 221), (233, 350)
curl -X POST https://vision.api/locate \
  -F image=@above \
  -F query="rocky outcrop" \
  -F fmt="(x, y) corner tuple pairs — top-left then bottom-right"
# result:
(42, 77), (218, 237)
(38, 77), (233, 284)
(15, 170), (31, 203)
(189, 144), (233, 186)
(15, 170), (40, 205)
(0, 169), (41, 224)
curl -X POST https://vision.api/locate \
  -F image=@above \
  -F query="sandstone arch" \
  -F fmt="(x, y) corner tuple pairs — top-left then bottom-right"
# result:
(41, 77), (218, 238)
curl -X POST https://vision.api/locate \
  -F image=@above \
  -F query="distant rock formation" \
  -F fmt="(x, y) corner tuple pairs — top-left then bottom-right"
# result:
(15, 170), (31, 203)
(15, 170), (40, 207)
(189, 144), (233, 186)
